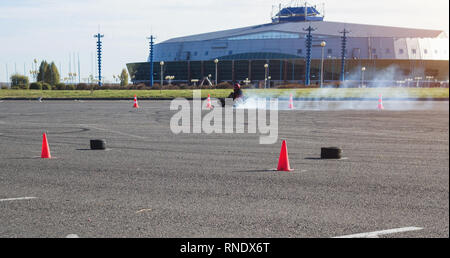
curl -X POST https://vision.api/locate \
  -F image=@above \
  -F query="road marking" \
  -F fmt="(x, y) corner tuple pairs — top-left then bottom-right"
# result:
(334, 227), (424, 238)
(66, 234), (80, 238)
(0, 197), (38, 202)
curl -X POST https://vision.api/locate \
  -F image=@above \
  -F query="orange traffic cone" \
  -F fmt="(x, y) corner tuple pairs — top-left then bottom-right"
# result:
(133, 95), (139, 109)
(41, 133), (51, 159)
(377, 94), (384, 110)
(288, 94), (295, 109)
(206, 94), (212, 109)
(277, 140), (293, 172)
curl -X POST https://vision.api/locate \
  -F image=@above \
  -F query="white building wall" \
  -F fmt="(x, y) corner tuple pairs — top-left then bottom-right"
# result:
(406, 38), (422, 59)
(154, 36), (449, 62)
(394, 38), (410, 59)
(428, 38), (450, 60)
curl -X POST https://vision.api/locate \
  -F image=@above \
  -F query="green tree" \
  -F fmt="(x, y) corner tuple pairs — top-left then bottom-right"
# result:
(44, 63), (53, 85)
(48, 62), (60, 86)
(37, 61), (48, 83)
(11, 74), (30, 89)
(119, 68), (129, 87)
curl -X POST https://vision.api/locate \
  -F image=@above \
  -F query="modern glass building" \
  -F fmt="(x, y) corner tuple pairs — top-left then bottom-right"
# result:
(127, 3), (449, 85)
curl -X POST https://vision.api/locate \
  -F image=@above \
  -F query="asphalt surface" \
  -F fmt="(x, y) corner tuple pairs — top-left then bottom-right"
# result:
(0, 100), (448, 238)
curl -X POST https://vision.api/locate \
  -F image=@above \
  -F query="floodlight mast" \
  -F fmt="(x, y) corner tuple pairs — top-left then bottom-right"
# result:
(304, 25), (316, 86)
(340, 29), (350, 82)
(147, 35), (155, 87)
(94, 33), (104, 87)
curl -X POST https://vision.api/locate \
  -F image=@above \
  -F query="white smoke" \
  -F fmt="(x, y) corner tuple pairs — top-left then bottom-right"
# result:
(235, 65), (442, 111)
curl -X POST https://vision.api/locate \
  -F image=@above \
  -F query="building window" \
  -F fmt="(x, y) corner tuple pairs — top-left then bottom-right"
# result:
(424, 49), (428, 54)
(227, 31), (300, 40)
(386, 48), (391, 54)
(205, 51), (209, 56)
(228, 51), (233, 55)
(327, 49), (332, 55)
(399, 49), (404, 54)
(297, 49), (302, 55)
(412, 49), (417, 55)
(194, 51), (198, 56)
(435, 50), (438, 54)
(371, 49), (377, 54)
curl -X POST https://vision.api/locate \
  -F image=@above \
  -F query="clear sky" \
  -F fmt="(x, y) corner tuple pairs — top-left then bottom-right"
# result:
(0, 0), (448, 83)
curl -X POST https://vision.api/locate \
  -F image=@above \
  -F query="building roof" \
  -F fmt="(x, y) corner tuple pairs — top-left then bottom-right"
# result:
(162, 20), (447, 44)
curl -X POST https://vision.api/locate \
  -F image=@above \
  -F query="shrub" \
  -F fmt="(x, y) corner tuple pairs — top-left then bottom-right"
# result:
(137, 84), (147, 90)
(199, 85), (212, 90)
(11, 74), (30, 89)
(1, 86), (8, 90)
(241, 84), (253, 89)
(65, 84), (76, 90)
(42, 83), (52, 90)
(179, 84), (190, 89)
(276, 84), (319, 89)
(29, 82), (43, 90)
(103, 84), (123, 90)
(151, 84), (161, 90)
(162, 84), (179, 90)
(124, 83), (146, 90)
(215, 82), (233, 89)
(56, 83), (66, 90)
(74, 83), (86, 90)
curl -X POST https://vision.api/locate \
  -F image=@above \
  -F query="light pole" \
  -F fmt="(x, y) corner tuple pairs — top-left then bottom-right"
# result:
(320, 41), (326, 88)
(406, 78), (413, 88)
(191, 79), (199, 87)
(414, 77), (422, 88)
(30, 70), (38, 83)
(426, 76), (434, 88)
(214, 59), (219, 86)
(166, 75), (175, 85)
(268, 76), (272, 88)
(361, 67), (366, 88)
(73, 73), (77, 85)
(264, 63), (269, 89)
(33, 58), (38, 82)
(160, 61), (164, 93)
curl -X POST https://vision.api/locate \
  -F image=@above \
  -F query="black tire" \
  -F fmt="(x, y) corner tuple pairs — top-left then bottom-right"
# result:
(321, 147), (342, 159)
(90, 139), (106, 150)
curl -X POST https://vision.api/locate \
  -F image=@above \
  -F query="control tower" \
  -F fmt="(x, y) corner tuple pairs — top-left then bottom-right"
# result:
(272, 2), (324, 23)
